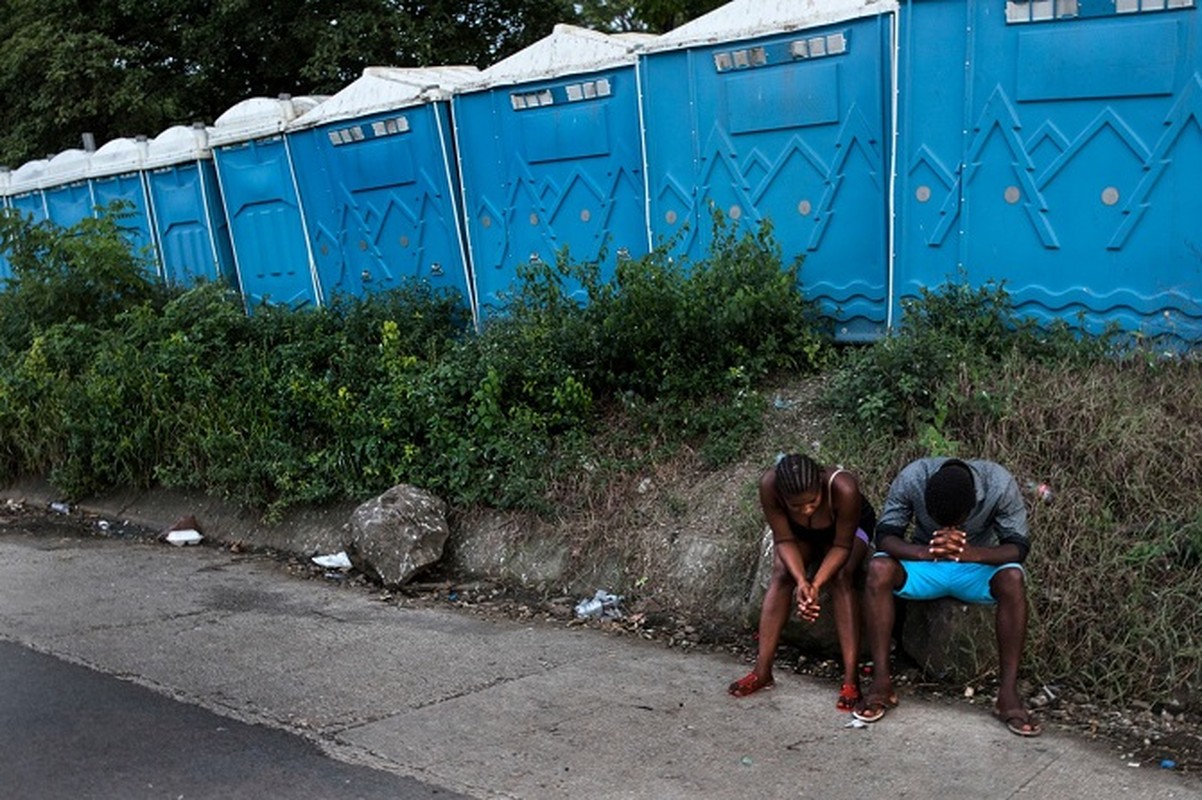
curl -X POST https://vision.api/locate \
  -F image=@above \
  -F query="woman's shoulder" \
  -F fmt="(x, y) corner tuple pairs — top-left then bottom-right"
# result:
(758, 466), (780, 501)
(829, 467), (864, 499)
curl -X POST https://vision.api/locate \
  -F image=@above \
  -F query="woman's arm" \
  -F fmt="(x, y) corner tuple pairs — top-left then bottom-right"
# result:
(809, 471), (858, 592)
(759, 471), (809, 585)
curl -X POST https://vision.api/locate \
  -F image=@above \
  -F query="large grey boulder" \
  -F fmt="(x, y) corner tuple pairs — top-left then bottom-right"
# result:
(347, 485), (449, 587)
(900, 598), (998, 681)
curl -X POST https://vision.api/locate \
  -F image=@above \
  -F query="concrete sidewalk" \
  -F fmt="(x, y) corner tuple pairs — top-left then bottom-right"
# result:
(0, 523), (1197, 799)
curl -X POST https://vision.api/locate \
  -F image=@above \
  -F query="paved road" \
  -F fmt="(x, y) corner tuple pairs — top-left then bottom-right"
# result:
(0, 522), (1198, 799)
(0, 640), (466, 800)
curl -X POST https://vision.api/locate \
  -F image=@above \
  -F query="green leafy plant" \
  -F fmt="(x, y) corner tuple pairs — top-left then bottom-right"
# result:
(0, 205), (168, 351)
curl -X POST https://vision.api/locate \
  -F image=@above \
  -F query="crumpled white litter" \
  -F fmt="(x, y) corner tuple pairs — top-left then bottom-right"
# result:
(312, 551), (352, 569)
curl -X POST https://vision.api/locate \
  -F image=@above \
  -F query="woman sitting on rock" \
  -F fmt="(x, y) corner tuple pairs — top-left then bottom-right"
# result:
(728, 453), (876, 711)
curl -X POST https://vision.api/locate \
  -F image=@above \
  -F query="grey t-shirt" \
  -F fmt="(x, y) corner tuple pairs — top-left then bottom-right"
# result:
(874, 457), (1030, 561)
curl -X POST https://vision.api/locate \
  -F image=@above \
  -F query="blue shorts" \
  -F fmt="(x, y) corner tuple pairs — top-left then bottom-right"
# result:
(879, 556), (1025, 605)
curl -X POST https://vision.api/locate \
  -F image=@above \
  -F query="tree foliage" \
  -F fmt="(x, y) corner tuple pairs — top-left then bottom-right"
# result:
(0, 0), (578, 168)
(574, 0), (726, 32)
(0, 0), (725, 175)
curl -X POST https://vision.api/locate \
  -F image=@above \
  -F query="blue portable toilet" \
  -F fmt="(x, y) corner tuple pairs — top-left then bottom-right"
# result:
(286, 66), (479, 310)
(0, 166), (12, 282)
(2, 159), (50, 285)
(210, 94), (326, 310)
(86, 136), (160, 278)
(7, 158), (49, 223)
(893, 0), (1202, 341)
(144, 124), (236, 290)
(452, 24), (655, 318)
(42, 149), (95, 229)
(641, 0), (897, 341)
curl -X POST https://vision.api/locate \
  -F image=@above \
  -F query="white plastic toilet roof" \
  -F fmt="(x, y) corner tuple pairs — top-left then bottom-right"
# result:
(143, 125), (214, 170)
(462, 24), (654, 91)
(645, 0), (897, 52)
(44, 148), (92, 186)
(208, 95), (327, 147)
(87, 137), (148, 179)
(289, 66), (479, 130)
(8, 158), (50, 194)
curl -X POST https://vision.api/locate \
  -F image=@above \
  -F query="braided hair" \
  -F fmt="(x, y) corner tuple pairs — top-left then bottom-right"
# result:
(774, 453), (823, 498)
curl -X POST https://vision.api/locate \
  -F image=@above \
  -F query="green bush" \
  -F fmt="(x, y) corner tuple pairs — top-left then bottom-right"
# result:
(0, 209), (831, 513)
(0, 205), (168, 351)
(820, 275), (1109, 442)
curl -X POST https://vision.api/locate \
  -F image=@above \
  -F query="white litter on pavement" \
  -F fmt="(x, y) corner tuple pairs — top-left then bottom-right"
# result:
(165, 529), (203, 547)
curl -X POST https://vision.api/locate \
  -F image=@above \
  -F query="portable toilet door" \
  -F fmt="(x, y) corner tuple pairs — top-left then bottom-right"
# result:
(210, 95), (326, 310)
(42, 148), (97, 230)
(144, 124), (237, 290)
(641, 0), (898, 341)
(87, 136), (160, 279)
(8, 158), (49, 224)
(895, 0), (1202, 342)
(286, 66), (479, 309)
(453, 25), (655, 318)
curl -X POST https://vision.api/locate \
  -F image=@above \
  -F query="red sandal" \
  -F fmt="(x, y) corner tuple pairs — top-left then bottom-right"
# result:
(836, 683), (861, 711)
(728, 671), (774, 697)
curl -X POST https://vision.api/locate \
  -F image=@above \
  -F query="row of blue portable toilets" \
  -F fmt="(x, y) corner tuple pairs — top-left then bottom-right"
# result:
(1, 0), (1200, 342)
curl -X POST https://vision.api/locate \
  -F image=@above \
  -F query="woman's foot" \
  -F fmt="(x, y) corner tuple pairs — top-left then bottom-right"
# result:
(836, 683), (861, 711)
(852, 686), (899, 723)
(728, 671), (774, 697)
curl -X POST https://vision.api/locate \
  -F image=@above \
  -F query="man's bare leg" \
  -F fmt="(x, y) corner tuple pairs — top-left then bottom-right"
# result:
(991, 567), (1039, 733)
(857, 556), (906, 718)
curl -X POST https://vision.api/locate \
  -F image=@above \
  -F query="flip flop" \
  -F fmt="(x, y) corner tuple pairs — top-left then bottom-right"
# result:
(836, 683), (861, 712)
(728, 671), (774, 697)
(852, 691), (898, 723)
(994, 706), (1043, 737)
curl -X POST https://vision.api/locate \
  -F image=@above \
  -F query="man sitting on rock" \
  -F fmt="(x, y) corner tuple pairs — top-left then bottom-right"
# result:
(855, 457), (1041, 737)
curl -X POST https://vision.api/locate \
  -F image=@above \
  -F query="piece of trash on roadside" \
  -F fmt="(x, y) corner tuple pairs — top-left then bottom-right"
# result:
(49, 501), (71, 515)
(772, 394), (801, 410)
(1025, 480), (1054, 504)
(165, 529), (203, 547)
(574, 589), (623, 620)
(312, 551), (352, 569)
(844, 718), (869, 729)
(312, 551), (352, 570)
(160, 514), (204, 545)
(740, 756), (754, 767)
(1030, 683), (1061, 709)
(1161, 759), (1177, 770)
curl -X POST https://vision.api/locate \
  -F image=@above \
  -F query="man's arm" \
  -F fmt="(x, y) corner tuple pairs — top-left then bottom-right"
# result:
(878, 532), (938, 561)
(962, 471), (1030, 564)
(873, 461), (923, 556)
